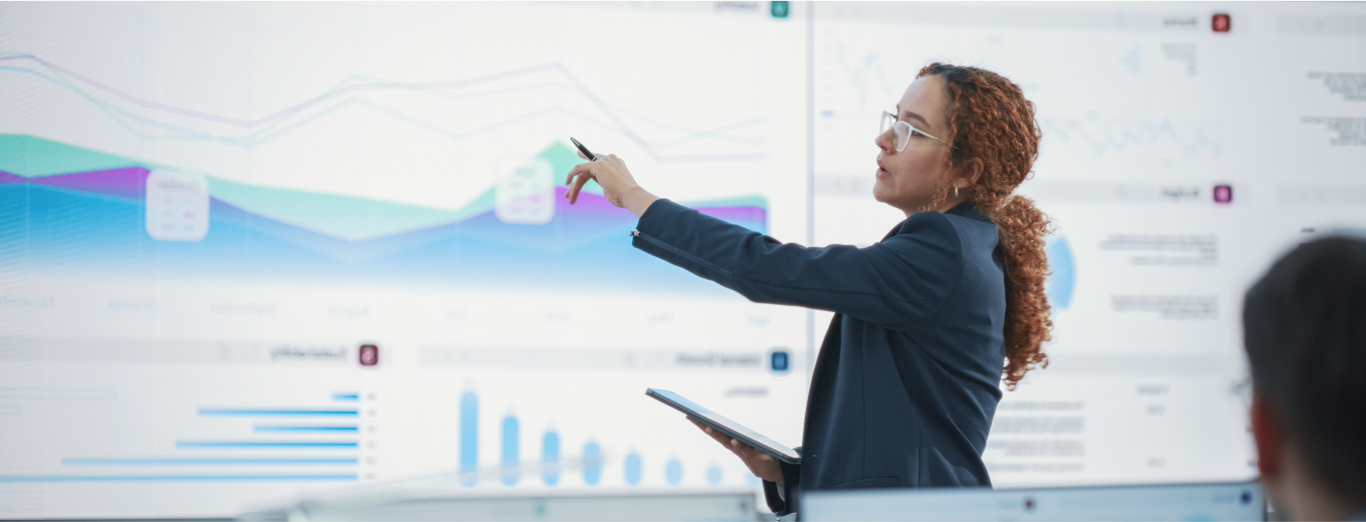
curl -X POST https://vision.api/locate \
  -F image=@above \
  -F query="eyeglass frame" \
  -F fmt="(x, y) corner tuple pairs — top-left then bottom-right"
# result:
(880, 110), (954, 151)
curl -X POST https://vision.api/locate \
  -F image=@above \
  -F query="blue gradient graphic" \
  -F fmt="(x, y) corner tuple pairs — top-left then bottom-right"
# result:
(665, 458), (683, 485)
(0, 135), (768, 295)
(63, 458), (357, 466)
(705, 465), (722, 485)
(460, 391), (478, 487)
(624, 452), (642, 486)
(252, 426), (358, 433)
(501, 415), (519, 486)
(1046, 236), (1076, 310)
(0, 474), (356, 482)
(198, 409), (358, 416)
(542, 431), (560, 486)
(582, 442), (601, 486)
(176, 442), (357, 449)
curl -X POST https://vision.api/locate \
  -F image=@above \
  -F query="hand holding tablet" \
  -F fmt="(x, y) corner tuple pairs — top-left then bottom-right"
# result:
(687, 417), (785, 483)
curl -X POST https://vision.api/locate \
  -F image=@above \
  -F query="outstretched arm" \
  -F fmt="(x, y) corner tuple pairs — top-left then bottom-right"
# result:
(633, 199), (962, 331)
(564, 150), (962, 331)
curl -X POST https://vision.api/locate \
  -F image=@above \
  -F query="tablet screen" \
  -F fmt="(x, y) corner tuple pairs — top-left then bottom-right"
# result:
(646, 388), (801, 464)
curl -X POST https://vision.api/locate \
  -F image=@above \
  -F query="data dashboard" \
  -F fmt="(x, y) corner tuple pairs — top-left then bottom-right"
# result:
(811, 0), (1366, 489)
(1, 1), (1364, 518)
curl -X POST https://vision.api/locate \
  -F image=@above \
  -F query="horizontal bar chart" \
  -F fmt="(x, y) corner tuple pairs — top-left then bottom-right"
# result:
(176, 442), (358, 449)
(253, 426), (359, 433)
(198, 409), (358, 416)
(63, 458), (357, 466)
(0, 475), (358, 482)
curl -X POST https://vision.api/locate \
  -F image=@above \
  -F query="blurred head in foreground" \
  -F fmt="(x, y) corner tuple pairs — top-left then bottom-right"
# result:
(1244, 237), (1366, 520)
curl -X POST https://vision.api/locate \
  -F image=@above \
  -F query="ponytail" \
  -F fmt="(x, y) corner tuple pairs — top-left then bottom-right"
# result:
(994, 195), (1052, 389)
(918, 63), (1053, 390)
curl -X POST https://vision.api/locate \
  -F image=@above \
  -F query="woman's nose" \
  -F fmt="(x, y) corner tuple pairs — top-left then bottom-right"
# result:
(875, 129), (895, 153)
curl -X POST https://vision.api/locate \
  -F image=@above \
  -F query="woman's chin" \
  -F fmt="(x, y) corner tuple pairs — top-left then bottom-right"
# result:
(872, 180), (890, 202)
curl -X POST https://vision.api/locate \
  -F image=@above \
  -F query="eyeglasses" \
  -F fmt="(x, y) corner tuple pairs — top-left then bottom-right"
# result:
(880, 110), (953, 151)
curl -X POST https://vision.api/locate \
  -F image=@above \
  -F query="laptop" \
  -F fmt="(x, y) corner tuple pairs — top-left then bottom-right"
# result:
(802, 480), (1263, 521)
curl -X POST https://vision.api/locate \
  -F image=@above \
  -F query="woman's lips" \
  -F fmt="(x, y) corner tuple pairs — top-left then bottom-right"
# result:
(876, 160), (891, 179)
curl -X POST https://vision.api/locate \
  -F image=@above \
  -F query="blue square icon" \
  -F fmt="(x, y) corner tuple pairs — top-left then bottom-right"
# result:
(770, 351), (790, 372)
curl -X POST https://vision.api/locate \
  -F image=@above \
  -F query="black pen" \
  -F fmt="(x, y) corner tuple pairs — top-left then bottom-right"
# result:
(569, 137), (597, 161)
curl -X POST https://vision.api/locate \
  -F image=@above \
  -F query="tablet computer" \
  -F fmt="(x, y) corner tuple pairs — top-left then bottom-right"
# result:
(645, 388), (801, 465)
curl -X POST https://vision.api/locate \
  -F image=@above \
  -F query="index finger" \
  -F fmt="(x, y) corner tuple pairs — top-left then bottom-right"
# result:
(565, 162), (592, 186)
(729, 438), (773, 461)
(688, 417), (739, 447)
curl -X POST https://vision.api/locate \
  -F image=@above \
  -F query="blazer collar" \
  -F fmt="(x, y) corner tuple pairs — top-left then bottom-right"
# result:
(946, 200), (991, 222)
(882, 201), (990, 241)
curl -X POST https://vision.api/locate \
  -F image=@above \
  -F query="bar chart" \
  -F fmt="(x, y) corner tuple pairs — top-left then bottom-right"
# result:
(452, 389), (737, 490)
(4, 390), (373, 484)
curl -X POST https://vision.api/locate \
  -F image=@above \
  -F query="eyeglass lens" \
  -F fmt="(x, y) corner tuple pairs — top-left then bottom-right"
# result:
(881, 112), (910, 152)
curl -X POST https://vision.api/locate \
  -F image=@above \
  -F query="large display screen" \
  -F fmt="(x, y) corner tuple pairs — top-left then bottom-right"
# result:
(0, 3), (808, 517)
(810, 1), (1365, 490)
(2, 2), (1364, 518)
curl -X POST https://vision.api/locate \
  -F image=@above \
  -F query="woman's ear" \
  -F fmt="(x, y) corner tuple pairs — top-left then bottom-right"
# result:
(955, 157), (985, 189)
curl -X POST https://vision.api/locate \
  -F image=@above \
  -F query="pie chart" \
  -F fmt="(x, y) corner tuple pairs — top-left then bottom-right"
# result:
(1045, 236), (1075, 311)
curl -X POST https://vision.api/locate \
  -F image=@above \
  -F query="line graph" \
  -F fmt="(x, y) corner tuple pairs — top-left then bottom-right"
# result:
(815, 39), (1225, 160)
(823, 47), (902, 109)
(0, 54), (766, 163)
(1040, 119), (1224, 157)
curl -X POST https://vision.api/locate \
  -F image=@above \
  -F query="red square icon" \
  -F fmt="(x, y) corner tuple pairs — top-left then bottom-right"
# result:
(359, 344), (379, 366)
(1212, 13), (1231, 33)
(1213, 184), (1233, 204)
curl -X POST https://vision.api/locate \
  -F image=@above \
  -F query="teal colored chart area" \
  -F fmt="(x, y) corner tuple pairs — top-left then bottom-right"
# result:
(0, 135), (768, 294)
(207, 178), (471, 242)
(0, 134), (146, 177)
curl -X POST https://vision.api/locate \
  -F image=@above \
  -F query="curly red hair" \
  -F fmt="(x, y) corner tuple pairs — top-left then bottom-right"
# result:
(917, 63), (1053, 390)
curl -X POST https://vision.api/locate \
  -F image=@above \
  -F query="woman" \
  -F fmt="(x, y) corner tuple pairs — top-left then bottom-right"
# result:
(565, 63), (1052, 515)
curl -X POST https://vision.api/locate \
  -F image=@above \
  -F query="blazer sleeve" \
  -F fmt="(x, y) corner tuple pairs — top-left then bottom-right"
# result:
(632, 199), (962, 331)
(762, 449), (802, 516)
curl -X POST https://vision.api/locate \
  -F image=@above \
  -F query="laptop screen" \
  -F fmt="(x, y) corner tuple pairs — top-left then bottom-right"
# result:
(802, 481), (1263, 521)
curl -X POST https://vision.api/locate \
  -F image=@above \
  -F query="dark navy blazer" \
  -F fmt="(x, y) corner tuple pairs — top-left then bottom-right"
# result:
(632, 198), (1006, 516)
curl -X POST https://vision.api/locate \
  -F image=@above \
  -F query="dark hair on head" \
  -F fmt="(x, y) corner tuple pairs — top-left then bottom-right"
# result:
(916, 63), (1052, 390)
(1243, 236), (1366, 502)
